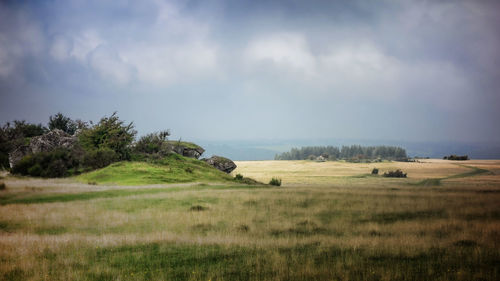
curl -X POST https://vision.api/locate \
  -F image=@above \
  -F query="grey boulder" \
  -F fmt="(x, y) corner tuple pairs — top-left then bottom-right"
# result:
(8, 129), (77, 168)
(169, 142), (205, 159)
(204, 156), (237, 173)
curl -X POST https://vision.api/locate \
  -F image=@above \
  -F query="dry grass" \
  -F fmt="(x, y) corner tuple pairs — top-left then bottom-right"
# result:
(1, 160), (499, 280)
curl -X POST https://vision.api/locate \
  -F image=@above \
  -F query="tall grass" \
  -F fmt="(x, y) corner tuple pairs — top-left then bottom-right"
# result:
(1, 160), (499, 280)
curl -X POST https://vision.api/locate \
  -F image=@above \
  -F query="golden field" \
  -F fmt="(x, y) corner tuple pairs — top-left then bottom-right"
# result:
(0, 159), (499, 280)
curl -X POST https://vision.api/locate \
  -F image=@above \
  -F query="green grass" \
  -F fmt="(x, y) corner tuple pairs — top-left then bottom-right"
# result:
(413, 178), (442, 186)
(78, 154), (233, 185)
(5, 242), (498, 281)
(413, 164), (489, 187)
(446, 165), (489, 179)
(0, 184), (267, 205)
(166, 140), (203, 150)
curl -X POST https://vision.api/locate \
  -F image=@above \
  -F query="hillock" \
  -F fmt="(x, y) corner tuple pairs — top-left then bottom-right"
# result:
(78, 154), (233, 185)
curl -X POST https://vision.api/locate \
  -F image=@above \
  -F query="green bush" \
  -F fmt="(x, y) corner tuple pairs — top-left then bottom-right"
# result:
(383, 169), (407, 178)
(11, 149), (81, 178)
(0, 120), (47, 169)
(235, 173), (244, 180)
(82, 148), (118, 169)
(269, 177), (282, 186)
(78, 112), (136, 160)
(0, 182), (5, 190)
(371, 168), (379, 175)
(133, 131), (170, 155)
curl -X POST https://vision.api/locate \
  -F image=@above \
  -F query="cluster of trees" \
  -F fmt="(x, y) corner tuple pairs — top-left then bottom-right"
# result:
(1, 112), (172, 177)
(443, 155), (469, 160)
(275, 145), (407, 161)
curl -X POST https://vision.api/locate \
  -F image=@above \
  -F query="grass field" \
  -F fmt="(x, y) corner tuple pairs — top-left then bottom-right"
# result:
(1, 159), (499, 280)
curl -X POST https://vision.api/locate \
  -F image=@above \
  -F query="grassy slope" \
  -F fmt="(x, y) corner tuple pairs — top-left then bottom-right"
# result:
(166, 140), (203, 150)
(78, 154), (232, 185)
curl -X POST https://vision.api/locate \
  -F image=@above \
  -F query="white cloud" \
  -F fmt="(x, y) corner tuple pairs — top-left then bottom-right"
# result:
(70, 30), (104, 62)
(50, 35), (73, 61)
(244, 33), (315, 76)
(87, 45), (135, 84)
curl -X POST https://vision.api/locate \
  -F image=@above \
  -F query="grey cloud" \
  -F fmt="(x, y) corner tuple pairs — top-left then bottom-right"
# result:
(0, 0), (499, 143)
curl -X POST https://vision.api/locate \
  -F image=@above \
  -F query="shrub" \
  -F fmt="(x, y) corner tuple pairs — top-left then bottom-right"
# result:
(0, 182), (5, 190)
(372, 168), (379, 175)
(11, 149), (81, 178)
(190, 205), (207, 211)
(133, 131), (170, 155)
(269, 177), (282, 186)
(78, 112), (136, 160)
(0, 121), (47, 169)
(383, 169), (407, 178)
(233, 174), (262, 185)
(82, 148), (119, 169)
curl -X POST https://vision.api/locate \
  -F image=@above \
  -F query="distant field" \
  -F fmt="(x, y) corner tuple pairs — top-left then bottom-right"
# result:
(1, 159), (499, 280)
(233, 159), (499, 185)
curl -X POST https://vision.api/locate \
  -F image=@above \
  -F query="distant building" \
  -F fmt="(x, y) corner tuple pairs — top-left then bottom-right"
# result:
(315, 155), (326, 162)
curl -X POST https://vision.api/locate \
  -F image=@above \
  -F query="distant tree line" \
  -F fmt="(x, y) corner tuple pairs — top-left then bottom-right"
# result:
(274, 145), (407, 161)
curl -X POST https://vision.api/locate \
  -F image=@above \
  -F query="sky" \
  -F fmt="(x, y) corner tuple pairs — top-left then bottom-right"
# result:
(1, 0), (499, 143)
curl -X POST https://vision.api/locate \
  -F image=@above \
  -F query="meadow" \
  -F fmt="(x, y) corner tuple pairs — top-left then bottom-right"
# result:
(0, 159), (499, 280)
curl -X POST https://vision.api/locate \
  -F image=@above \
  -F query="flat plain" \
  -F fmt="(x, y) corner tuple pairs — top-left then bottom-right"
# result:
(1, 159), (499, 280)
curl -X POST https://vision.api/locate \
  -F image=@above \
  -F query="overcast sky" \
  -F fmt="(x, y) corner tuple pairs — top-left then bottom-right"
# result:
(1, 0), (499, 143)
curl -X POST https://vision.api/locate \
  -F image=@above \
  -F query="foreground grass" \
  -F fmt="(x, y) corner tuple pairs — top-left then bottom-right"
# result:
(3, 241), (498, 281)
(1, 160), (499, 280)
(78, 154), (233, 185)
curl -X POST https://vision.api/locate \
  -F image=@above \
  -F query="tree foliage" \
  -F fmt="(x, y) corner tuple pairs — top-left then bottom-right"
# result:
(11, 148), (82, 177)
(49, 112), (77, 135)
(0, 121), (48, 169)
(78, 112), (137, 160)
(133, 130), (170, 155)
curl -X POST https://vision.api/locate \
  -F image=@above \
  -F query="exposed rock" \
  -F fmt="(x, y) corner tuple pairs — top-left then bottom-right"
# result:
(204, 155), (237, 173)
(8, 129), (77, 168)
(168, 141), (205, 159)
(8, 145), (31, 169)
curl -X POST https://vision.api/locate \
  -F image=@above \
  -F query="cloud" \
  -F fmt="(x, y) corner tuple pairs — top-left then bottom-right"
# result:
(244, 33), (315, 76)
(0, 4), (45, 77)
(49, 34), (73, 61)
(0, 0), (499, 142)
(87, 45), (136, 84)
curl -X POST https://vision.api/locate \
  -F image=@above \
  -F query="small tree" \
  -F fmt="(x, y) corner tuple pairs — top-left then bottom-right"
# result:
(49, 113), (77, 135)
(78, 112), (137, 160)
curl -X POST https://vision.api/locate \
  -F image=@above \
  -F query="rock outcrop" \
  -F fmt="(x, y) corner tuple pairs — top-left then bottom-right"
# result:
(168, 142), (205, 159)
(8, 129), (77, 168)
(204, 155), (237, 173)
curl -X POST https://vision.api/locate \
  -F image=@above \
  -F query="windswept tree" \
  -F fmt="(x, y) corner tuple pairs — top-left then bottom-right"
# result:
(78, 112), (137, 160)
